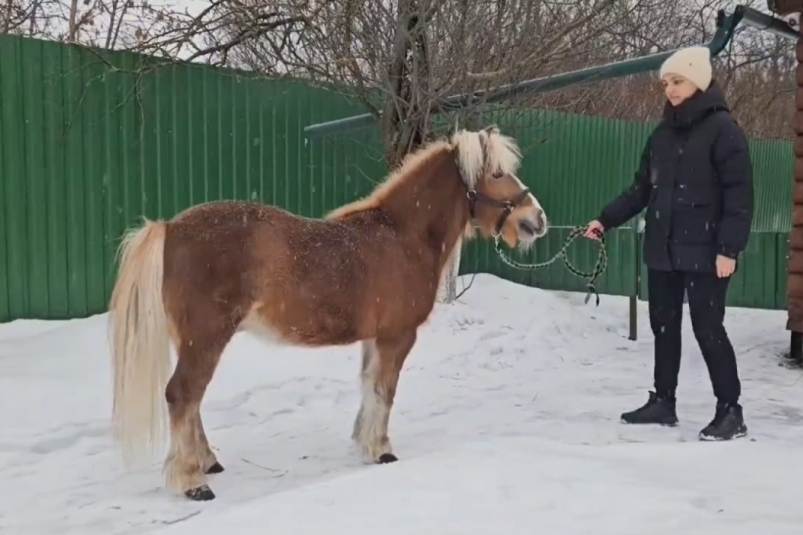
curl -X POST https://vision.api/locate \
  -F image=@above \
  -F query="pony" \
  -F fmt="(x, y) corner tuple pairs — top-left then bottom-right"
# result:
(108, 125), (548, 501)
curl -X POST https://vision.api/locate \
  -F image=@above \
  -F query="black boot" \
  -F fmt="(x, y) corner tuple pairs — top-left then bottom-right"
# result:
(620, 391), (679, 426)
(698, 402), (747, 441)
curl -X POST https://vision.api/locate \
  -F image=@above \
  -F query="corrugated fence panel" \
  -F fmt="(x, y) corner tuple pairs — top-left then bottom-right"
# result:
(750, 139), (793, 232)
(0, 34), (382, 322)
(1, 36), (28, 319)
(0, 33), (796, 321)
(725, 138), (792, 309)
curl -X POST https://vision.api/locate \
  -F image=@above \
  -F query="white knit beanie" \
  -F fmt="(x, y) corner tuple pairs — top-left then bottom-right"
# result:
(659, 46), (712, 91)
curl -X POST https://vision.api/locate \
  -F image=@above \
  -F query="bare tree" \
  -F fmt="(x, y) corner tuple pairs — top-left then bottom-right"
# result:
(0, 0), (795, 140)
(169, 0), (639, 167)
(558, 0), (797, 138)
(0, 0), (192, 48)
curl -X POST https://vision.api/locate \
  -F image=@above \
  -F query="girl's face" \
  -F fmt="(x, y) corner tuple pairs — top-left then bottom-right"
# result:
(661, 74), (698, 106)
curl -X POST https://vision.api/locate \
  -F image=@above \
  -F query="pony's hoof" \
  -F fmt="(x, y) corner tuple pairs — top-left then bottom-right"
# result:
(185, 484), (216, 501)
(377, 453), (398, 464)
(205, 461), (225, 474)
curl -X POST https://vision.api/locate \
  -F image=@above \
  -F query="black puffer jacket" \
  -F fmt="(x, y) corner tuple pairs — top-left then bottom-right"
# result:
(597, 81), (753, 273)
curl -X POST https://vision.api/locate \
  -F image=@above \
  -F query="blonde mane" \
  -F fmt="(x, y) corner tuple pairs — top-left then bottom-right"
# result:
(325, 128), (522, 220)
(325, 139), (450, 220)
(450, 127), (521, 188)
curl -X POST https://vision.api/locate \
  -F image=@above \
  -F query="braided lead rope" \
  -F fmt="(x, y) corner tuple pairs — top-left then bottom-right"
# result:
(492, 225), (608, 306)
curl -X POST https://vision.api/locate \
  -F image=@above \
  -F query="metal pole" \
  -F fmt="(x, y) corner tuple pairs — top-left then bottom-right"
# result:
(744, 3), (800, 39)
(629, 226), (639, 341)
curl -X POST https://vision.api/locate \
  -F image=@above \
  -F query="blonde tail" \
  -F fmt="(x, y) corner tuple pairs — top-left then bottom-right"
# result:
(108, 218), (171, 467)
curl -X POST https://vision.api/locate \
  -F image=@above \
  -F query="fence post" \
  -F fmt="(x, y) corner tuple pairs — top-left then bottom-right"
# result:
(629, 229), (638, 341)
(630, 218), (645, 341)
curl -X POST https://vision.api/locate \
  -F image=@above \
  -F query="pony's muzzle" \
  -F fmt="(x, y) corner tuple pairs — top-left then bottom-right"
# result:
(519, 210), (548, 238)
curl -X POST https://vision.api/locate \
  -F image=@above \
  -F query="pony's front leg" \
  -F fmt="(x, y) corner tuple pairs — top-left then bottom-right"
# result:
(352, 331), (417, 463)
(351, 340), (373, 442)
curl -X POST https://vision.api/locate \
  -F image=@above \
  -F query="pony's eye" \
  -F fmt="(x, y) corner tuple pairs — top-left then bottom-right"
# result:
(492, 170), (504, 179)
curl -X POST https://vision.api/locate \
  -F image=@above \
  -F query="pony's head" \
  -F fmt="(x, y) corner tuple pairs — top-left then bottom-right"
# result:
(452, 125), (547, 249)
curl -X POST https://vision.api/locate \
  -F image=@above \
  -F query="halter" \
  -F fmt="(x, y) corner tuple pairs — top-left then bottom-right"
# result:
(466, 188), (531, 237)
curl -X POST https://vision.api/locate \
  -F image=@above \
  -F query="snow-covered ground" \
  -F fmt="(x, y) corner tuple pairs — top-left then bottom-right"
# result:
(1, 274), (802, 535)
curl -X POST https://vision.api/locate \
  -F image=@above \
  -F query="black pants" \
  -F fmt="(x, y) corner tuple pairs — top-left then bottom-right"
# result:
(647, 268), (741, 404)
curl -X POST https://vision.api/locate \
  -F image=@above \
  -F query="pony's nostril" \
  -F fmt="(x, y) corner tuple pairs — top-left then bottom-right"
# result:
(519, 219), (538, 235)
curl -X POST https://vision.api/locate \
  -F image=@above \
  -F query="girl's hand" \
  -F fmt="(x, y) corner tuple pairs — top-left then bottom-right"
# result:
(716, 255), (736, 278)
(584, 220), (604, 240)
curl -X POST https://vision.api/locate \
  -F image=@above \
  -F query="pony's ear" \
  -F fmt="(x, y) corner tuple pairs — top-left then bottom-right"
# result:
(484, 124), (500, 135)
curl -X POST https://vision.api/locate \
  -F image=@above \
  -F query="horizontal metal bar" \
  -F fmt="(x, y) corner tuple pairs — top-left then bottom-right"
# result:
(739, 5), (800, 40)
(304, 5), (786, 138)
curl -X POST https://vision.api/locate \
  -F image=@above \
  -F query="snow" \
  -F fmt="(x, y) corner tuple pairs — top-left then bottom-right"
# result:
(1, 273), (802, 535)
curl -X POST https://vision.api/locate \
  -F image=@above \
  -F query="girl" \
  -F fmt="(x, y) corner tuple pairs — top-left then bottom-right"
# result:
(584, 46), (754, 441)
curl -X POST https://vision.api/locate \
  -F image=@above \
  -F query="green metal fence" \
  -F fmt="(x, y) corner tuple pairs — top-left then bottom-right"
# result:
(0, 34), (386, 321)
(0, 34), (794, 322)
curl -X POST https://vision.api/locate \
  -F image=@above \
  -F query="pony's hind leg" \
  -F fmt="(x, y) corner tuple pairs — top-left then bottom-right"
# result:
(353, 330), (417, 464)
(194, 413), (224, 474)
(164, 332), (231, 501)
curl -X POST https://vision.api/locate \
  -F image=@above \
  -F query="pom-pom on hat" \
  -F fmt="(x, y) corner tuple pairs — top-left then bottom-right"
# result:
(659, 46), (712, 91)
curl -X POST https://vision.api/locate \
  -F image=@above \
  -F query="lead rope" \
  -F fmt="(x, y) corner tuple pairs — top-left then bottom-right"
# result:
(492, 225), (608, 306)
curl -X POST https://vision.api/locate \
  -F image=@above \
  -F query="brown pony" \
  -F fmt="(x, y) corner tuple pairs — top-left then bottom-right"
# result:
(108, 125), (548, 502)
